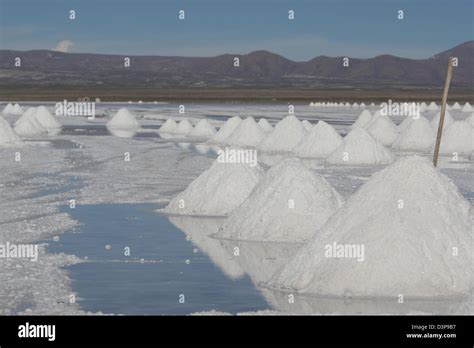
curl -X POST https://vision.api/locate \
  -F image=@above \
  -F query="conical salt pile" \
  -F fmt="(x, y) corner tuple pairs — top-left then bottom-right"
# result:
(106, 108), (139, 129)
(258, 115), (306, 153)
(33, 106), (61, 130)
(301, 120), (313, 132)
(188, 119), (216, 138)
(461, 102), (472, 112)
(367, 115), (399, 146)
(11, 103), (23, 115)
(174, 119), (193, 135)
(427, 102), (438, 111)
(430, 110), (454, 131)
(327, 127), (394, 165)
(0, 115), (23, 146)
(226, 117), (266, 147)
(217, 158), (343, 242)
(14, 108), (48, 137)
(439, 121), (473, 154)
(352, 110), (373, 129)
(258, 118), (273, 133)
(2, 103), (13, 115)
(294, 121), (342, 158)
(269, 156), (473, 298)
(451, 102), (461, 110)
(392, 116), (435, 152)
(208, 116), (242, 144)
(162, 160), (264, 216)
(158, 119), (177, 134)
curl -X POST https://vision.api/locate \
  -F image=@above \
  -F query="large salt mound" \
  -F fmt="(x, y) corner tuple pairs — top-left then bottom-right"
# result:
(188, 119), (216, 138)
(162, 160), (264, 216)
(258, 115), (306, 153)
(367, 115), (399, 146)
(439, 121), (473, 154)
(326, 127), (394, 165)
(461, 102), (472, 112)
(174, 119), (193, 135)
(430, 110), (454, 131)
(158, 119), (177, 134)
(258, 118), (273, 133)
(392, 116), (434, 152)
(107, 108), (139, 129)
(352, 110), (372, 128)
(302, 120), (313, 132)
(0, 115), (23, 146)
(208, 116), (242, 144)
(294, 121), (342, 158)
(226, 117), (266, 147)
(269, 156), (473, 298)
(217, 158), (343, 242)
(14, 108), (48, 137)
(33, 106), (61, 130)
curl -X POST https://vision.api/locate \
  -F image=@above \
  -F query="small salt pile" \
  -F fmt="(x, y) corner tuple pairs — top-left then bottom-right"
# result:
(258, 115), (306, 153)
(352, 110), (372, 129)
(326, 127), (394, 165)
(439, 121), (473, 154)
(467, 113), (474, 127)
(2, 103), (13, 115)
(14, 108), (48, 137)
(217, 158), (343, 242)
(461, 102), (472, 112)
(301, 120), (313, 132)
(162, 160), (264, 216)
(188, 119), (216, 138)
(367, 115), (399, 146)
(208, 116), (242, 144)
(451, 102), (461, 110)
(294, 121), (342, 158)
(11, 103), (23, 116)
(106, 108), (140, 129)
(158, 119), (177, 134)
(0, 115), (23, 146)
(258, 118), (273, 133)
(226, 117), (266, 147)
(174, 119), (193, 136)
(269, 156), (473, 298)
(427, 102), (438, 111)
(392, 116), (434, 152)
(33, 106), (62, 131)
(430, 110), (454, 131)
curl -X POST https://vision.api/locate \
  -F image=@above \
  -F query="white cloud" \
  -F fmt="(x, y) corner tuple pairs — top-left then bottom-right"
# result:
(53, 40), (75, 53)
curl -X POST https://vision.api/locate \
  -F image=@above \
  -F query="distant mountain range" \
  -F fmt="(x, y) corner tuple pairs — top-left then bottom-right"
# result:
(0, 41), (472, 89)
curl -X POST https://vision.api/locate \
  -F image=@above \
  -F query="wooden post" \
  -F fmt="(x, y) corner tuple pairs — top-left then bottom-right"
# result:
(433, 57), (454, 167)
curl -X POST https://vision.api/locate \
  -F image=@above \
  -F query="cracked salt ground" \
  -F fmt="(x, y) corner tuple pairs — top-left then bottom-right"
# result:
(46, 204), (270, 314)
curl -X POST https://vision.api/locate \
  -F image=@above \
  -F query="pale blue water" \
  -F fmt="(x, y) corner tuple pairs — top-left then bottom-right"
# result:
(46, 203), (270, 315)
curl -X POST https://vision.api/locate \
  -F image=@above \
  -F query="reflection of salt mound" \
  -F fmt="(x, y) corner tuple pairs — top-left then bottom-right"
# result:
(33, 106), (61, 130)
(367, 115), (398, 146)
(163, 160), (264, 216)
(302, 120), (313, 132)
(327, 127), (394, 165)
(258, 116), (306, 153)
(430, 110), (454, 131)
(294, 121), (342, 158)
(352, 110), (372, 128)
(14, 108), (48, 137)
(0, 115), (23, 146)
(258, 118), (273, 133)
(439, 121), (473, 154)
(174, 119), (193, 135)
(270, 156), (473, 298)
(217, 158), (343, 242)
(106, 108), (139, 129)
(188, 119), (216, 138)
(158, 119), (177, 134)
(209, 116), (242, 144)
(461, 102), (472, 112)
(226, 117), (266, 147)
(393, 116), (434, 152)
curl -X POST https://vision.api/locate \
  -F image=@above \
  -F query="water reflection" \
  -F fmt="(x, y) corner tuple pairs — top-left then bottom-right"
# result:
(107, 128), (138, 138)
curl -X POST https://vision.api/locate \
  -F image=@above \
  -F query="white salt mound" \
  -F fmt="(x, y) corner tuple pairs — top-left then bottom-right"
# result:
(467, 113), (474, 127)
(294, 121), (342, 158)
(258, 115), (306, 153)
(2, 103), (13, 115)
(258, 118), (273, 133)
(326, 127), (394, 165)
(461, 102), (472, 112)
(427, 102), (438, 111)
(33, 106), (61, 130)
(162, 160), (264, 216)
(107, 108), (139, 129)
(158, 119), (177, 134)
(209, 116), (242, 144)
(269, 156), (473, 298)
(217, 158), (343, 242)
(174, 119), (193, 135)
(11, 103), (23, 115)
(367, 115), (399, 146)
(452, 102), (461, 110)
(392, 116), (434, 152)
(14, 108), (48, 137)
(430, 110), (454, 131)
(352, 110), (372, 129)
(302, 120), (313, 132)
(188, 119), (216, 138)
(439, 121), (473, 154)
(0, 115), (23, 146)
(226, 117), (266, 147)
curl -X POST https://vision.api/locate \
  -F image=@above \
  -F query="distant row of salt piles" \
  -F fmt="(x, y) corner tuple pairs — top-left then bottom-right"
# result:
(309, 101), (473, 112)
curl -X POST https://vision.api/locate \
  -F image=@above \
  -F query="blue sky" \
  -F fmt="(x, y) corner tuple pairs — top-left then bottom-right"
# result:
(0, 0), (472, 60)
